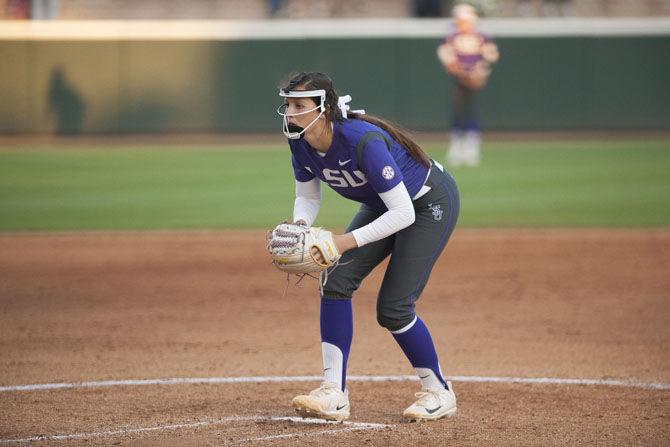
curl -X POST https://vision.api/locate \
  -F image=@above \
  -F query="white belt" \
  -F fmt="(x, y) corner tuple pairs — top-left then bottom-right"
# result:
(412, 160), (444, 200)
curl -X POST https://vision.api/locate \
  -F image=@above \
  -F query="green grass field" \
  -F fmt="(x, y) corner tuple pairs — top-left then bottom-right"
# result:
(1, 139), (669, 231)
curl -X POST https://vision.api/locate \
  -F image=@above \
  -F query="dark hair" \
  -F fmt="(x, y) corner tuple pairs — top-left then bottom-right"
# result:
(281, 72), (431, 167)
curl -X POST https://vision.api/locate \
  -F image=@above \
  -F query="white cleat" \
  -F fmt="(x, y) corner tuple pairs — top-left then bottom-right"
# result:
(446, 152), (464, 168)
(446, 146), (466, 168)
(403, 381), (457, 422)
(462, 131), (482, 167)
(462, 152), (481, 167)
(291, 382), (350, 422)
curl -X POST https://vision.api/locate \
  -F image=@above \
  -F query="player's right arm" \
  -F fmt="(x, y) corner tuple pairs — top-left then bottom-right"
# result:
(293, 178), (321, 226)
(291, 153), (321, 226)
(437, 40), (464, 77)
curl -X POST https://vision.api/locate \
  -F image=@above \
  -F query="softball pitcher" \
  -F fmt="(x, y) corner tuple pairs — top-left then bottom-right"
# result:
(277, 72), (460, 422)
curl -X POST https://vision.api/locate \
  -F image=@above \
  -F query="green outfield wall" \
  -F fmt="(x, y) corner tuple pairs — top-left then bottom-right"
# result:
(2, 34), (669, 133)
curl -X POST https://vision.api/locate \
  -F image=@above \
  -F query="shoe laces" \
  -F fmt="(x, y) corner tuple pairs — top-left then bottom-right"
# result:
(414, 389), (442, 407)
(310, 381), (341, 398)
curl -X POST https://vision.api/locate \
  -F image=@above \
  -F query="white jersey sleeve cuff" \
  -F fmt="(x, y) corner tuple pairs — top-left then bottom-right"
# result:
(293, 178), (321, 226)
(351, 182), (415, 247)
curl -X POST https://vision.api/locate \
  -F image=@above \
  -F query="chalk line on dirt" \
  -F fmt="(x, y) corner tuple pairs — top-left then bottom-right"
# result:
(0, 416), (390, 444)
(1, 374), (668, 393)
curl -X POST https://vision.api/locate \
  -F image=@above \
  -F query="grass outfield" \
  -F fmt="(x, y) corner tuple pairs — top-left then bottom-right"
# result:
(0, 139), (669, 231)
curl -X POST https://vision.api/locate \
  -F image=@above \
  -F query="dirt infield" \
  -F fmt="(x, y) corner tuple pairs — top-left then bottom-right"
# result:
(1, 229), (669, 446)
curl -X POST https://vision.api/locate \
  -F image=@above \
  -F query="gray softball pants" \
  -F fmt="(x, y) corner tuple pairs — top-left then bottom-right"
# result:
(321, 163), (460, 331)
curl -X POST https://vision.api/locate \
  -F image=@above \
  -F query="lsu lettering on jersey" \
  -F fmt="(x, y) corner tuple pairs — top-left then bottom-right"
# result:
(290, 119), (429, 212)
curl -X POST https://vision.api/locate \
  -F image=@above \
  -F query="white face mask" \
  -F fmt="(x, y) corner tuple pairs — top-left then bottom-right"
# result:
(276, 89), (365, 140)
(276, 89), (326, 140)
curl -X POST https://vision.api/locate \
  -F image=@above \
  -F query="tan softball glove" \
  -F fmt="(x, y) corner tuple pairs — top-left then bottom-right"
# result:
(267, 222), (341, 274)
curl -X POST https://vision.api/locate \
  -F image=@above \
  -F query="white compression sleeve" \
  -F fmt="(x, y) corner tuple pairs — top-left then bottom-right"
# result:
(351, 182), (415, 247)
(293, 178), (321, 226)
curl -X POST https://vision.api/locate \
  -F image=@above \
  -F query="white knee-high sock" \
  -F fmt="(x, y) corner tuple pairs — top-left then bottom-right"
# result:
(322, 342), (344, 390)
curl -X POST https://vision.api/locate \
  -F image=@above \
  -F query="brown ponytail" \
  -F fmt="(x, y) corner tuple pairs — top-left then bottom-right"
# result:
(349, 112), (431, 168)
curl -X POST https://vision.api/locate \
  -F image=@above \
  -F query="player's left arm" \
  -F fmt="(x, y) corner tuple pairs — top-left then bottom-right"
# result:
(463, 37), (499, 90)
(350, 183), (415, 247)
(348, 138), (415, 248)
(324, 182), (414, 262)
(481, 38), (499, 65)
(317, 137), (416, 259)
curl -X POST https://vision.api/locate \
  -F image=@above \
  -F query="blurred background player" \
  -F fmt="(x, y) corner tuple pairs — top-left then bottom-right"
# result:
(437, 3), (499, 167)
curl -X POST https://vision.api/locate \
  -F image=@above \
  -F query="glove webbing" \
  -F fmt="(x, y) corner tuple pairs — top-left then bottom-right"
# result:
(279, 258), (352, 298)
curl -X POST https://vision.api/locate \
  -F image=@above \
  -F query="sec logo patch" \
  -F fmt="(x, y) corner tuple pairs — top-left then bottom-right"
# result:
(382, 166), (395, 180)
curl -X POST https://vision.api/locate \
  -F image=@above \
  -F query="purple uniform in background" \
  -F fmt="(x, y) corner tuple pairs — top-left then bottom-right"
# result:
(443, 30), (494, 72)
(290, 119), (429, 211)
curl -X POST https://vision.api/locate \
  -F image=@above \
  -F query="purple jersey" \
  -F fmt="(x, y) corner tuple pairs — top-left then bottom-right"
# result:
(289, 119), (429, 212)
(444, 30), (492, 71)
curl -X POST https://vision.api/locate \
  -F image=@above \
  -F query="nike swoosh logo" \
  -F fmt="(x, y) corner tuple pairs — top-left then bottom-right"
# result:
(419, 375), (430, 379)
(338, 159), (351, 166)
(324, 368), (331, 372)
(336, 404), (348, 410)
(426, 406), (442, 414)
